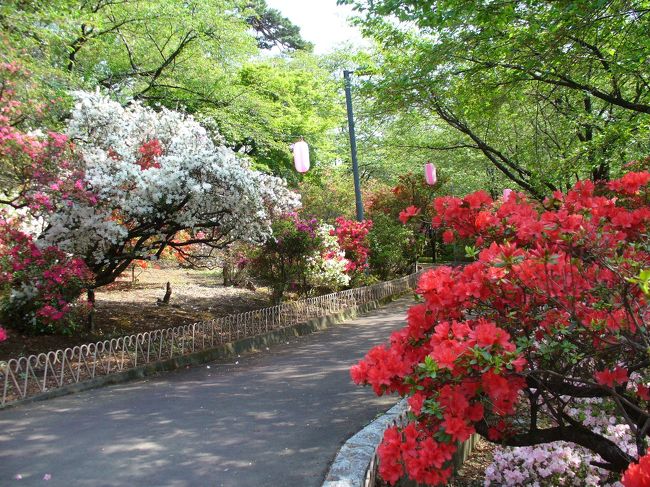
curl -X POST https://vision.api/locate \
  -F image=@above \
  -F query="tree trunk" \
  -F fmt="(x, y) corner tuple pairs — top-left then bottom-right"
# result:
(162, 281), (172, 304)
(223, 262), (232, 286)
(86, 288), (96, 332)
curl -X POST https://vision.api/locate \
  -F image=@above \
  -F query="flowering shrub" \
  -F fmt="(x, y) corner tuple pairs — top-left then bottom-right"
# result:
(36, 91), (300, 289)
(367, 172), (447, 263)
(306, 223), (350, 290)
(0, 219), (91, 334)
(331, 217), (372, 273)
(250, 215), (350, 302)
(352, 172), (650, 485)
(485, 399), (634, 486)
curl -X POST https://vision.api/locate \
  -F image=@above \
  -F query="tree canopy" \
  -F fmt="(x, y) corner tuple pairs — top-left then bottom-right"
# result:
(340, 0), (650, 196)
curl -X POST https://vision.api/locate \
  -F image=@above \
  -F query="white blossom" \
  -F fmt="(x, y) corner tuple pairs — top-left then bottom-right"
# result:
(41, 91), (300, 268)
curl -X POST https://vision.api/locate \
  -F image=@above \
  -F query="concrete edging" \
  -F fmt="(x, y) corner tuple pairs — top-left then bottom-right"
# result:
(323, 399), (408, 487)
(2, 294), (404, 410)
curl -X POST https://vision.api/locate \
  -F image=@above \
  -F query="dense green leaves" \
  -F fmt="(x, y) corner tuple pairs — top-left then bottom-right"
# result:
(0, 0), (342, 176)
(340, 0), (650, 196)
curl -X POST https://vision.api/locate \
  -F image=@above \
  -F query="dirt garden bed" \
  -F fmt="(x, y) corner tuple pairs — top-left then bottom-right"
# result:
(0, 266), (270, 361)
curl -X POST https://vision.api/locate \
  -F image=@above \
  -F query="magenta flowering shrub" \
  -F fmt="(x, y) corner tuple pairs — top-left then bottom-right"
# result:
(0, 61), (93, 334)
(0, 219), (91, 334)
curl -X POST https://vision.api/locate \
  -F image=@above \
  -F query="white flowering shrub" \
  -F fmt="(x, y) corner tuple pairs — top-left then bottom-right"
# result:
(305, 223), (350, 289)
(41, 92), (300, 286)
(484, 399), (634, 486)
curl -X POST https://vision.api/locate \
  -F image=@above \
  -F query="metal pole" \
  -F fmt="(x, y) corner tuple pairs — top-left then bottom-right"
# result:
(343, 69), (364, 222)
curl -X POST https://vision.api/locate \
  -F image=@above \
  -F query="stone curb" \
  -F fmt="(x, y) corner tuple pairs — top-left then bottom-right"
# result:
(322, 399), (408, 487)
(1, 294), (404, 410)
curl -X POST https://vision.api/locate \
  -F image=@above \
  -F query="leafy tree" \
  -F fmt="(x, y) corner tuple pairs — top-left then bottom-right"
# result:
(1, 1), (342, 178)
(243, 0), (313, 51)
(206, 53), (344, 178)
(2, 0), (255, 104)
(340, 0), (650, 196)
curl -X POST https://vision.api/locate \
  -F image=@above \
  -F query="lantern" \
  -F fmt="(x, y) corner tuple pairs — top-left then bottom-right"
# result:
(293, 138), (310, 173)
(424, 162), (437, 185)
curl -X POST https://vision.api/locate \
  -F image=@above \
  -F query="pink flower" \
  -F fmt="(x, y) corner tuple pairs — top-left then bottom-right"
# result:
(0, 327), (7, 341)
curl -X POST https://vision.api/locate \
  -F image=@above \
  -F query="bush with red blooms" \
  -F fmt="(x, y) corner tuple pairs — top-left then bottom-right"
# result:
(622, 451), (650, 486)
(367, 172), (447, 262)
(352, 172), (650, 485)
(331, 217), (373, 273)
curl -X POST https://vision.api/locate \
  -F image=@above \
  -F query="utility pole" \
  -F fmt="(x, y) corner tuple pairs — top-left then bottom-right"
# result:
(343, 69), (364, 222)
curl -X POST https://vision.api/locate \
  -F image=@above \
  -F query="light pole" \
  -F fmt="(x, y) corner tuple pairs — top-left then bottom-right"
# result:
(343, 69), (364, 222)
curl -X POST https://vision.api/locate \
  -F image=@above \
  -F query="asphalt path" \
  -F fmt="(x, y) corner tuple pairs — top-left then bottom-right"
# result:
(0, 297), (413, 487)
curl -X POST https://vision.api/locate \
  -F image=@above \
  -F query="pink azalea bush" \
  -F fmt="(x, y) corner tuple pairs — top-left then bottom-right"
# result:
(0, 61), (93, 334)
(0, 218), (91, 334)
(485, 399), (635, 486)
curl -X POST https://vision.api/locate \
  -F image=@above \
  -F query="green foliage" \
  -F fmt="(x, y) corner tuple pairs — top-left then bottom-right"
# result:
(340, 0), (650, 196)
(244, 0), (313, 51)
(298, 166), (362, 222)
(211, 53), (344, 178)
(0, 0), (343, 178)
(367, 213), (413, 280)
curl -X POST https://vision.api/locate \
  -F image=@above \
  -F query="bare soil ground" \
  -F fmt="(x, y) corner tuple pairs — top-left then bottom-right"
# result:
(449, 436), (495, 486)
(0, 267), (270, 361)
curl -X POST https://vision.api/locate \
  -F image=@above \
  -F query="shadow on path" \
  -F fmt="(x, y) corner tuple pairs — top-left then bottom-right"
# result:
(0, 297), (414, 487)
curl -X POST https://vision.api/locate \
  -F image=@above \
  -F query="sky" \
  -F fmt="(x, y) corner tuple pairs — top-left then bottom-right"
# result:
(265, 0), (368, 54)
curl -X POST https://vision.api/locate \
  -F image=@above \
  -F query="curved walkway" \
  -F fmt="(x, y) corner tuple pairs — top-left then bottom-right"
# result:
(0, 297), (412, 487)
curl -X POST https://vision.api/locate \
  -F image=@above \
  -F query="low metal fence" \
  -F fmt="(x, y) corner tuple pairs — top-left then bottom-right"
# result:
(1, 271), (424, 407)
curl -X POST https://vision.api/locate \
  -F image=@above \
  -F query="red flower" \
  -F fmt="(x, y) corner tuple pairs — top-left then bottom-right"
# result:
(622, 452), (650, 487)
(377, 426), (404, 484)
(442, 414), (474, 442)
(637, 384), (650, 401)
(608, 171), (650, 195)
(594, 366), (629, 388)
(408, 392), (426, 415)
(399, 205), (421, 224)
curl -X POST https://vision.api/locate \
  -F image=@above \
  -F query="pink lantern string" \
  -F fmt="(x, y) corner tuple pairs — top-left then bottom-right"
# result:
(293, 139), (310, 173)
(424, 162), (437, 185)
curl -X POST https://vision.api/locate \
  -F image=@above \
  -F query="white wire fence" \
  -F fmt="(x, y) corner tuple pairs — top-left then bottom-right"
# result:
(1, 271), (424, 407)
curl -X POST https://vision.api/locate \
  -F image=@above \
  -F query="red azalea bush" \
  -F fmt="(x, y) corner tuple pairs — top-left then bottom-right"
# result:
(352, 172), (650, 485)
(332, 216), (373, 273)
(622, 452), (650, 486)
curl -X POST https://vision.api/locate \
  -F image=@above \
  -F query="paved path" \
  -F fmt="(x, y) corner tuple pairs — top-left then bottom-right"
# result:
(0, 297), (412, 487)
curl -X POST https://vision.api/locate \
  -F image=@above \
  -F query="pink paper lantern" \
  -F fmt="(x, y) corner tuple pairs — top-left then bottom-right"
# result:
(424, 162), (437, 185)
(293, 139), (310, 173)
